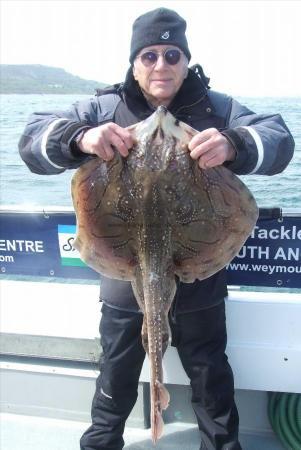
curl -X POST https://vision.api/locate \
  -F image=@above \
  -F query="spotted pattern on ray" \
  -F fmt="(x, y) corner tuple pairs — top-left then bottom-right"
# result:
(71, 106), (258, 444)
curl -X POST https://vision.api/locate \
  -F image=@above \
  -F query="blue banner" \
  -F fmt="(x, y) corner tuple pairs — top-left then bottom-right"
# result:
(0, 210), (300, 288)
(226, 216), (301, 288)
(0, 211), (99, 280)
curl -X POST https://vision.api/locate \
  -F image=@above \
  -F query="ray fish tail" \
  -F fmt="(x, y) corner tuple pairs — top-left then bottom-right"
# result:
(137, 226), (176, 444)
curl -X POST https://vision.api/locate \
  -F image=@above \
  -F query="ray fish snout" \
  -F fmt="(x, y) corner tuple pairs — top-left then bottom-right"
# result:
(156, 105), (168, 115)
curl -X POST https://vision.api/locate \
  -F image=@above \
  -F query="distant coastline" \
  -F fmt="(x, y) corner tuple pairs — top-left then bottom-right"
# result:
(0, 64), (107, 94)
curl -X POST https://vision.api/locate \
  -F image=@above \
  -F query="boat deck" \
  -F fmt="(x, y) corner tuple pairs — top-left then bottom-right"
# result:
(1, 413), (285, 450)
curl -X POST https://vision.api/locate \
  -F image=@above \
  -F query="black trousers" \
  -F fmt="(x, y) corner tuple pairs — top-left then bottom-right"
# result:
(80, 301), (242, 450)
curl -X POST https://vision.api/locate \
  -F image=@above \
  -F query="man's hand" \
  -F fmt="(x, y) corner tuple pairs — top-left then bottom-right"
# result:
(188, 128), (236, 169)
(77, 123), (134, 161)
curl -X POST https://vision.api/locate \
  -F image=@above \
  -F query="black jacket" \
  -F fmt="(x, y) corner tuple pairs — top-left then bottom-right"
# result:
(19, 65), (295, 313)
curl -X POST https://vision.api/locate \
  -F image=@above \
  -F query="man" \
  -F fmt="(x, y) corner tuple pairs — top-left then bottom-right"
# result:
(19, 7), (294, 450)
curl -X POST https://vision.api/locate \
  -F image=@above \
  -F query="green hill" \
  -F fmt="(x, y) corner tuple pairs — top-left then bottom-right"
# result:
(0, 64), (108, 94)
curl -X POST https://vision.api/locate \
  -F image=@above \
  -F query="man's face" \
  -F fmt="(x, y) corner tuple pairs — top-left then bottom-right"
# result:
(132, 45), (189, 107)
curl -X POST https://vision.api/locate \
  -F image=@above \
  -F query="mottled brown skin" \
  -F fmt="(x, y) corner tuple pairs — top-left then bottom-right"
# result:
(71, 106), (258, 443)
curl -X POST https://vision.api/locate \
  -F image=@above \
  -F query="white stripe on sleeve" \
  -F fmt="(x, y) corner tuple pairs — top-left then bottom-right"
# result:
(240, 126), (264, 174)
(41, 118), (69, 169)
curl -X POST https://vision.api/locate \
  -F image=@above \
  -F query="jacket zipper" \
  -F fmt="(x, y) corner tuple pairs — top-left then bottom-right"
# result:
(173, 92), (208, 116)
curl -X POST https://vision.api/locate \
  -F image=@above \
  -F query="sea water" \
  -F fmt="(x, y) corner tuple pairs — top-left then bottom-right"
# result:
(0, 94), (300, 210)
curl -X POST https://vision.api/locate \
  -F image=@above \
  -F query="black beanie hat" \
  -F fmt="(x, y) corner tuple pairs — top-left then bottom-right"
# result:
(130, 8), (191, 64)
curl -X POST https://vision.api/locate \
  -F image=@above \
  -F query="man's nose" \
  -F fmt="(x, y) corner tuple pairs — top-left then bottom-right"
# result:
(154, 54), (167, 69)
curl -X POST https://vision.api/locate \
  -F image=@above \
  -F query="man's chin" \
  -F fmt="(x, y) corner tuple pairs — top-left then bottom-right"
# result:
(149, 89), (175, 106)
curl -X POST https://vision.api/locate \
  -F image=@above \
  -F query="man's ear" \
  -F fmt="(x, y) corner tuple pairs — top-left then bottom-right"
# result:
(132, 65), (138, 80)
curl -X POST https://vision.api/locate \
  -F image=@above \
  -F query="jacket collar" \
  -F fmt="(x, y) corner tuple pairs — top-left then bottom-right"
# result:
(119, 64), (210, 120)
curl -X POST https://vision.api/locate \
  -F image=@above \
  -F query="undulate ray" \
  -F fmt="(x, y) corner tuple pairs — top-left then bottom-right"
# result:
(71, 106), (258, 443)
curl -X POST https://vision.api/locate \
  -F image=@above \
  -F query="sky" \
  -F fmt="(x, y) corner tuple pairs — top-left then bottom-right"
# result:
(1, 0), (301, 97)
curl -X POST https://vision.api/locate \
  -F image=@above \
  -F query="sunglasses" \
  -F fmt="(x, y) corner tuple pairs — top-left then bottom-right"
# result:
(136, 49), (182, 67)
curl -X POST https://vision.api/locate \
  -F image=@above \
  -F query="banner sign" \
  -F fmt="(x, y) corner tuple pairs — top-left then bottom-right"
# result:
(0, 210), (300, 288)
(226, 216), (301, 288)
(0, 211), (99, 281)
